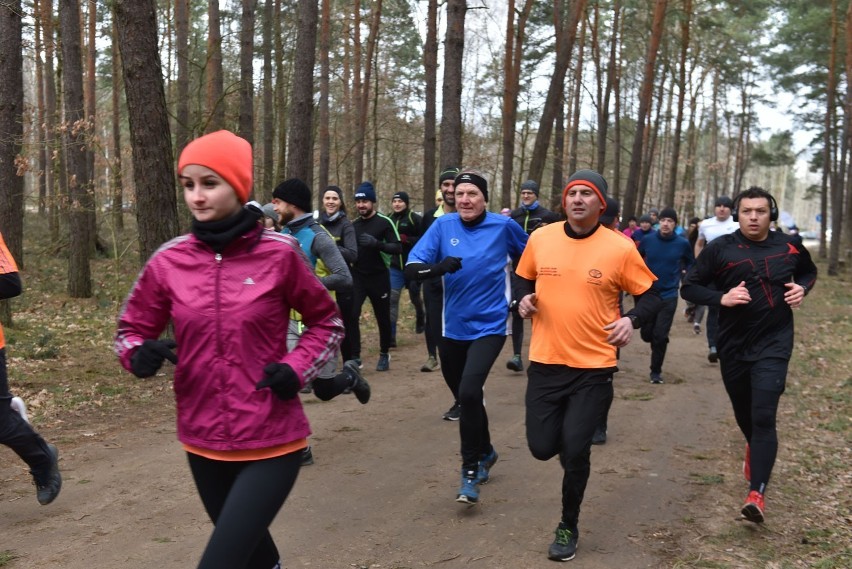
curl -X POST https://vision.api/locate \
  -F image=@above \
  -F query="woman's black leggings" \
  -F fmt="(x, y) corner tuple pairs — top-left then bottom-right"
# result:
(187, 451), (301, 569)
(438, 334), (506, 470)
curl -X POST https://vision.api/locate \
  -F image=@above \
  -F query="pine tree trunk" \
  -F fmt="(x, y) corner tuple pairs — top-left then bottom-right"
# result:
(665, 0), (691, 207)
(42, 0), (58, 238)
(353, 0), (382, 185)
(286, 0), (319, 184)
(206, 0), (225, 132)
(85, 0), (97, 253)
(440, 0), (466, 169)
(526, 0), (587, 185)
(262, 0), (275, 194)
(274, 0), (287, 182)
(500, 0), (534, 209)
(844, 2), (852, 255)
(174, 0), (190, 155)
(239, 0), (257, 150)
(341, 11), (353, 192)
(551, 94), (565, 209)
(827, 0), (841, 272)
(596, 0), (619, 173)
(0, 0), (25, 271)
(421, 0), (438, 207)
(111, 18), (124, 231)
(59, 0), (92, 297)
(35, 0), (48, 218)
(114, 0), (180, 264)
(317, 0), (331, 201)
(622, 0), (667, 219)
(568, 17), (586, 177)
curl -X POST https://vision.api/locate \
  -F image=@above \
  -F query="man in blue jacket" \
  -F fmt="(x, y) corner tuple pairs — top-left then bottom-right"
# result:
(637, 207), (694, 383)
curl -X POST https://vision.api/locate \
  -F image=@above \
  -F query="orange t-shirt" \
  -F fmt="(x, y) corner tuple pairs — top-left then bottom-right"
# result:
(516, 223), (656, 368)
(0, 233), (19, 350)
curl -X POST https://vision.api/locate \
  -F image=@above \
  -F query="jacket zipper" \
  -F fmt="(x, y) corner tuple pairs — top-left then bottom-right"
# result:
(215, 253), (223, 356)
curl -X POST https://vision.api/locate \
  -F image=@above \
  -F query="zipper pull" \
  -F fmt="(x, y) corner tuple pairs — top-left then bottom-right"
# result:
(215, 253), (222, 264)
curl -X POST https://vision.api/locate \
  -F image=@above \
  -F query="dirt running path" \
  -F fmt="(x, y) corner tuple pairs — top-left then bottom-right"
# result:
(1, 307), (734, 568)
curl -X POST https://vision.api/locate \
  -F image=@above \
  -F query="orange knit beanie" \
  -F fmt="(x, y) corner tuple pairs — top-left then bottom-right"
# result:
(178, 130), (253, 204)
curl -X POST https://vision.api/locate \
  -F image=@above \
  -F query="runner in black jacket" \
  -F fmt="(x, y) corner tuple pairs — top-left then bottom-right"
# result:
(681, 186), (817, 524)
(351, 182), (401, 372)
(506, 180), (560, 373)
(389, 191), (424, 346)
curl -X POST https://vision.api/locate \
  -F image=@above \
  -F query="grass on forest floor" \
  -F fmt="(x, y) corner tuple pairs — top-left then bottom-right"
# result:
(662, 259), (852, 569)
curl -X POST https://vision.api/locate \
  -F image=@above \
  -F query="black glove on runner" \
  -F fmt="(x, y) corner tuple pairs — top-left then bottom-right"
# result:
(358, 233), (379, 249)
(436, 256), (463, 275)
(130, 339), (178, 378)
(255, 363), (301, 400)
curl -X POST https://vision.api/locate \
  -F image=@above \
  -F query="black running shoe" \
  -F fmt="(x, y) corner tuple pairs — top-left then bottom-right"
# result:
(33, 444), (62, 505)
(301, 446), (314, 466)
(344, 360), (371, 404)
(442, 401), (461, 421)
(548, 522), (578, 561)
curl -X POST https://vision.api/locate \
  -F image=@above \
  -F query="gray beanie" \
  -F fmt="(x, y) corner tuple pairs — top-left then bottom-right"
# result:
(520, 180), (539, 197)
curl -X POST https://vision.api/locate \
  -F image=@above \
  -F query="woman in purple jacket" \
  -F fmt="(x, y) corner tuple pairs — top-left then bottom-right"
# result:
(115, 130), (344, 569)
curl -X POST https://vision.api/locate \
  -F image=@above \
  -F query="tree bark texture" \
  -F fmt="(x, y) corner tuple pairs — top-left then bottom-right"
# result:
(35, 0), (48, 218)
(500, 0), (534, 209)
(111, 18), (124, 231)
(317, 0), (331, 201)
(622, 0), (667, 219)
(59, 0), (92, 296)
(262, 0), (275, 194)
(353, 0), (383, 185)
(174, 0), (190, 155)
(526, 0), (587, 186)
(845, 2), (852, 254)
(596, 0), (619, 173)
(85, 0), (97, 253)
(421, 0), (438, 207)
(440, 0), (466, 169)
(205, 0), (225, 133)
(664, 0), (691, 208)
(0, 0), (25, 267)
(286, 0), (319, 184)
(827, 0), (841, 272)
(114, 0), (179, 264)
(239, 0), (257, 148)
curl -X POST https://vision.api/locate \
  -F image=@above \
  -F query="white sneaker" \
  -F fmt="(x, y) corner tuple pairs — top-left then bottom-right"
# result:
(11, 396), (29, 423)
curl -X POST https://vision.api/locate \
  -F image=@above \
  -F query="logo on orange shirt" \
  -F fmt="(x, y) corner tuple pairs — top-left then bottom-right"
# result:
(587, 268), (603, 286)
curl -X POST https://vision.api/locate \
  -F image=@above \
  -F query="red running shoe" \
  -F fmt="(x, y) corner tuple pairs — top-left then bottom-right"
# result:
(741, 490), (765, 523)
(743, 443), (751, 482)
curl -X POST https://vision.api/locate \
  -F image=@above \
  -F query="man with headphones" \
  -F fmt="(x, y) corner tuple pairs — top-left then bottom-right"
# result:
(681, 186), (817, 525)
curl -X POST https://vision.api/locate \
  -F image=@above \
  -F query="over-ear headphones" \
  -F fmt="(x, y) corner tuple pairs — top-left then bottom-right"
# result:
(732, 188), (778, 222)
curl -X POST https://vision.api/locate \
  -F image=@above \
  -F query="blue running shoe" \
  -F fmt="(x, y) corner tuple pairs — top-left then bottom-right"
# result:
(476, 448), (498, 484)
(456, 469), (480, 504)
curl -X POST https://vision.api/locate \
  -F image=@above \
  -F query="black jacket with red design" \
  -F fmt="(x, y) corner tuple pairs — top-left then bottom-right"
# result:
(681, 229), (817, 361)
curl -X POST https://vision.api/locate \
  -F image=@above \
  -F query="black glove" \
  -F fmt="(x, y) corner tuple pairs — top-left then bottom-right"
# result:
(436, 256), (462, 275)
(130, 339), (178, 378)
(255, 363), (301, 400)
(358, 233), (379, 249)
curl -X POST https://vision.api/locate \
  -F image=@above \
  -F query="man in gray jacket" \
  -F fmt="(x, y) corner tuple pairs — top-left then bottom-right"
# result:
(272, 179), (370, 465)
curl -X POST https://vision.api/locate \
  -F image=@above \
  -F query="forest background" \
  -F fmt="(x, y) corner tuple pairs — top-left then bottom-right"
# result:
(0, 0), (850, 295)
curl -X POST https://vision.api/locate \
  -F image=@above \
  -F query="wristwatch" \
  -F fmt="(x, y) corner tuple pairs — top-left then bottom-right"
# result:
(626, 314), (640, 328)
(799, 284), (809, 296)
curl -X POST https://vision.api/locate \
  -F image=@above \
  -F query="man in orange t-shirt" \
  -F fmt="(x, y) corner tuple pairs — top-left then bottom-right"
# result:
(0, 232), (62, 505)
(514, 170), (660, 562)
